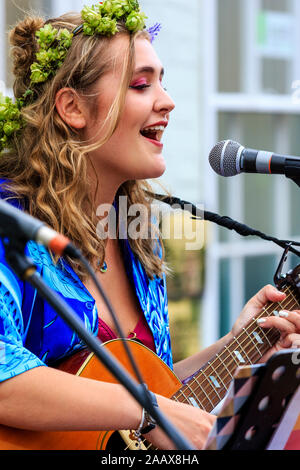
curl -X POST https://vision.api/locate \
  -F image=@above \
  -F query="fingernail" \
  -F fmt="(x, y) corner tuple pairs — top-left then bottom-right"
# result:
(279, 311), (289, 318)
(274, 289), (286, 297)
(257, 318), (267, 324)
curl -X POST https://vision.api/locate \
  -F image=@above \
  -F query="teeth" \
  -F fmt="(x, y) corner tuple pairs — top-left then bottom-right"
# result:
(142, 125), (165, 132)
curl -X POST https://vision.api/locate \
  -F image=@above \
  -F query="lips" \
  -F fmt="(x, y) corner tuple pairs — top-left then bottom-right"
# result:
(140, 121), (168, 143)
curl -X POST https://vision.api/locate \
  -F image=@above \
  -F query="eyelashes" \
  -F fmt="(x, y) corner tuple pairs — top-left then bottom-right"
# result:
(129, 84), (151, 90)
(129, 83), (168, 91)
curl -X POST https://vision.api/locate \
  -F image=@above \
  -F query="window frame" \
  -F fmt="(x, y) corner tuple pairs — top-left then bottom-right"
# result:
(202, 0), (300, 346)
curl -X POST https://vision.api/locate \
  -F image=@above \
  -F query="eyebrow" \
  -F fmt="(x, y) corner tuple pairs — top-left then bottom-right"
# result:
(134, 66), (165, 78)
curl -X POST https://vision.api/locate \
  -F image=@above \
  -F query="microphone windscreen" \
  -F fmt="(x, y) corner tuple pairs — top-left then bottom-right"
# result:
(209, 140), (241, 177)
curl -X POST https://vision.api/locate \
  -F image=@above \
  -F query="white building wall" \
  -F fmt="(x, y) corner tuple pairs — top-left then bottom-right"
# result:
(140, 0), (203, 205)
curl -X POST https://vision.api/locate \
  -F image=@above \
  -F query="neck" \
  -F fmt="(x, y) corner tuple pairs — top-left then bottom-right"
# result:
(87, 169), (125, 248)
(87, 157), (126, 209)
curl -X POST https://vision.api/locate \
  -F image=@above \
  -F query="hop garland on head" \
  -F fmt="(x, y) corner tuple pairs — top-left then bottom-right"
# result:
(30, 25), (73, 84)
(81, 0), (147, 36)
(0, 93), (24, 153)
(0, 0), (159, 153)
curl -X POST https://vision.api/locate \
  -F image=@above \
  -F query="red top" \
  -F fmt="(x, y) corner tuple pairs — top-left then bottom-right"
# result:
(97, 315), (156, 353)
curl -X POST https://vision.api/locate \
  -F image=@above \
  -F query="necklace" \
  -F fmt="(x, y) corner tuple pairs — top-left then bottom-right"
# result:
(97, 260), (108, 274)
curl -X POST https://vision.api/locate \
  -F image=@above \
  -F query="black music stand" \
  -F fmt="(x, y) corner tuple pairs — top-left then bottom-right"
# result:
(205, 350), (300, 451)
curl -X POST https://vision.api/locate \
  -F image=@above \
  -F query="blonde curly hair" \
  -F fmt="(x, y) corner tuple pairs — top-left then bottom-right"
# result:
(0, 12), (170, 281)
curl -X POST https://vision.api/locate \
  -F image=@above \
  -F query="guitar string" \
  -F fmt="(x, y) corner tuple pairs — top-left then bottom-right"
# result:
(174, 291), (296, 409)
(174, 325), (280, 411)
(173, 289), (297, 409)
(150, 286), (299, 450)
(127, 315), (288, 452)
(175, 324), (279, 411)
(125, 290), (298, 450)
(174, 290), (297, 409)
(124, 287), (299, 450)
(206, 285), (299, 390)
(178, 324), (280, 410)
(185, 287), (295, 389)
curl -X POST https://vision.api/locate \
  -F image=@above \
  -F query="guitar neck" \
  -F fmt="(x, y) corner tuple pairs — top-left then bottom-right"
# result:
(172, 284), (300, 413)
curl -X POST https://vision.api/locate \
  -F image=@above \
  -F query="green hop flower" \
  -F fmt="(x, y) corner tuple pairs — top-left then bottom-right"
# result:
(125, 11), (147, 32)
(96, 17), (118, 35)
(35, 50), (52, 66)
(56, 29), (73, 49)
(110, 1), (131, 18)
(82, 24), (95, 36)
(0, 93), (23, 153)
(7, 107), (20, 121)
(30, 63), (50, 84)
(128, 0), (140, 10)
(100, 1), (114, 15)
(0, 106), (7, 121)
(3, 121), (20, 137)
(36, 24), (58, 49)
(81, 5), (102, 28)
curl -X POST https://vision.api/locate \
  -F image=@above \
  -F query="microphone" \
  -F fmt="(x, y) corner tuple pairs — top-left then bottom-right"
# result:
(209, 140), (300, 179)
(0, 199), (80, 258)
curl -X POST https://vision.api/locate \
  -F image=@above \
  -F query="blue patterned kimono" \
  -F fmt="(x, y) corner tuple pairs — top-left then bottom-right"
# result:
(0, 193), (173, 383)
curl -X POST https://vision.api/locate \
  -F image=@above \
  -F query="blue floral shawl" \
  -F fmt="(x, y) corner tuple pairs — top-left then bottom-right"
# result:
(0, 197), (173, 383)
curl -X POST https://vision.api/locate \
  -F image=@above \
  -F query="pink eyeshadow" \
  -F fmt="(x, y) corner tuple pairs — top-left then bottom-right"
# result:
(130, 77), (148, 87)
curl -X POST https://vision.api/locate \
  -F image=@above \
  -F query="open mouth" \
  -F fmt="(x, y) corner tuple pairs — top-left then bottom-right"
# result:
(140, 126), (165, 144)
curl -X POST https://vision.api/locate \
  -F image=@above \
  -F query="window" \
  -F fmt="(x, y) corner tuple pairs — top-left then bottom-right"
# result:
(202, 0), (300, 345)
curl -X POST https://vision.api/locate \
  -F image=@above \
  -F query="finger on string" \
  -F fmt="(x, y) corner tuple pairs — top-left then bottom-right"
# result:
(278, 333), (300, 349)
(277, 310), (300, 332)
(251, 285), (286, 310)
(257, 314), (297, 335)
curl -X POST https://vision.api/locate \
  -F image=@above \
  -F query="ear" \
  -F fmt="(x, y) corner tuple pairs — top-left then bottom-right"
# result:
(55, 88), (87, 129)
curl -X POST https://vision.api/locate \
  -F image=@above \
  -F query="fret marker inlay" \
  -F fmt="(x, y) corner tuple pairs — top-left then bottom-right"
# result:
(209, 375), (220, 388)
(253, 331), (264, 344)
(188, 397), (200, 408)
(234, 351), (245, 363)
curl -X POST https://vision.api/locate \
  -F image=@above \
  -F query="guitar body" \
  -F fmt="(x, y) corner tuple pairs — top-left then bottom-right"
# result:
(0, 340), (182, 450)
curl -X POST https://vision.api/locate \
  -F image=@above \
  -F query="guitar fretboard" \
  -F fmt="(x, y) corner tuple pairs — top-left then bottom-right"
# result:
(129, 283), (300, 451)
(171, 284), (300, 413)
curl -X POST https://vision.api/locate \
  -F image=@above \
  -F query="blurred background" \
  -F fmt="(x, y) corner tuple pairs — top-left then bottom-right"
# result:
(2, 0), (300, 363)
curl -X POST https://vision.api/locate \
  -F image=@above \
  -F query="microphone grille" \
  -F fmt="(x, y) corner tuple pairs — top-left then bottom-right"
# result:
(209, 140), (242, 177)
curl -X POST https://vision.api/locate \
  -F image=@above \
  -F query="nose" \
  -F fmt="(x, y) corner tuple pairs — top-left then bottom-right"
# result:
(154, 85), (175, 116)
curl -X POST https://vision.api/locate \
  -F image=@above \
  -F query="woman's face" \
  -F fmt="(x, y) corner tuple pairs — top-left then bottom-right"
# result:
(84, 35), (175, 187)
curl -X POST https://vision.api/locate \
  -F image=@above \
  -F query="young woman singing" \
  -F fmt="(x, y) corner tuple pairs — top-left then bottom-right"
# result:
(0, 1), (299, 450)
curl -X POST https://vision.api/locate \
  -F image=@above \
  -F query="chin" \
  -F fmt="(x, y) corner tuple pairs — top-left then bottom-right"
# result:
(125, 152), (166, 180)
(147, 153), (167, 177)
(141, 163), (166, 180)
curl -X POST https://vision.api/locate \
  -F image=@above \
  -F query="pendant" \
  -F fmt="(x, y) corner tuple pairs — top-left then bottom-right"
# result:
(97, 260), (108, 273)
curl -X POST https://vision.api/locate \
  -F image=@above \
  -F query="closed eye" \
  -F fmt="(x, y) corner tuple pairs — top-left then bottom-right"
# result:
(129, 84), (152, 90)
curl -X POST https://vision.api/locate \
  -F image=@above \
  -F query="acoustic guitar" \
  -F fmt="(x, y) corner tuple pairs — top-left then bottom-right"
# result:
(0, 263), (299, 450)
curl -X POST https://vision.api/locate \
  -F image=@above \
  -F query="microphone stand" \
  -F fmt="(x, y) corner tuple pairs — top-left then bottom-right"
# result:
(153, 194), (300, 258)
(1, 235), (195, 451)
(284, 160), (300, 189)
